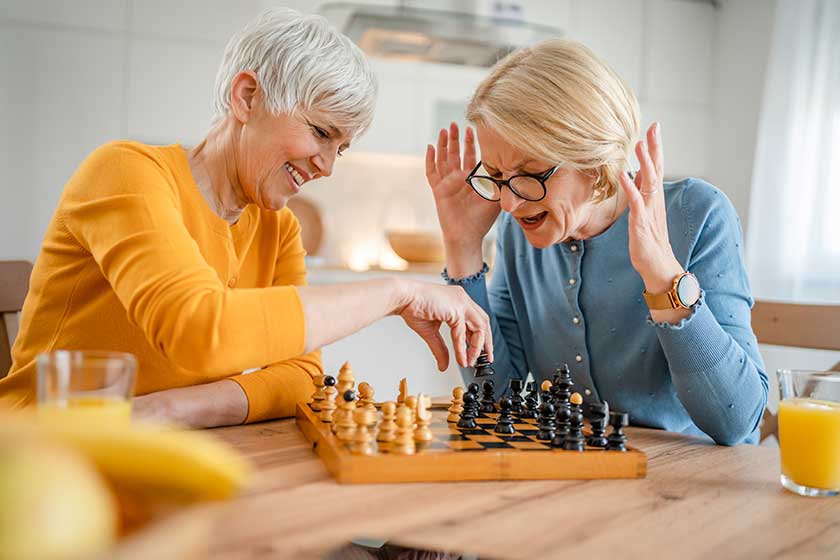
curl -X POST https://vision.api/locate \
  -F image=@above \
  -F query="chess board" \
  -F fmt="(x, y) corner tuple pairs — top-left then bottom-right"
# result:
(296, 403), (647, 484)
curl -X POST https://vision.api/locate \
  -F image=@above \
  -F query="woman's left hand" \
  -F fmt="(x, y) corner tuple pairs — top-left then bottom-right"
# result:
(618, 122), (685, 295)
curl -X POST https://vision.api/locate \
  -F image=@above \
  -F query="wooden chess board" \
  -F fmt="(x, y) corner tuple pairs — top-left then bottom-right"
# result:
(296, 403), (647, 484)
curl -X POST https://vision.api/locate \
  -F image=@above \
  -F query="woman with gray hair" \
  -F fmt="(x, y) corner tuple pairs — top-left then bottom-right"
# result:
(427, 39), (768, 445)
(0, 8), (492, 427)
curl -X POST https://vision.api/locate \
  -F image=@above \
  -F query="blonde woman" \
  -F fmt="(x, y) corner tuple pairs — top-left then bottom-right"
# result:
(426, 40), (767, 445)
(0, 8), (492, 427)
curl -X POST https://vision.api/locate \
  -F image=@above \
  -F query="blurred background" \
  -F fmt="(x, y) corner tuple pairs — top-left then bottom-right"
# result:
(0, 0), (837, 404)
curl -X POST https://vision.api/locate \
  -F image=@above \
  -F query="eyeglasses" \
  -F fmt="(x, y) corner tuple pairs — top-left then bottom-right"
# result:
(466, 161), (560, 202)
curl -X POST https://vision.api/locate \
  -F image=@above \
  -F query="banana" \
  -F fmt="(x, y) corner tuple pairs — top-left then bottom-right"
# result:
(0, 415), (252, 503)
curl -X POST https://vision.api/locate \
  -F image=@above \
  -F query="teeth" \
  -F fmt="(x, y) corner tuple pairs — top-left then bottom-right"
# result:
(284, 163), (304, 186)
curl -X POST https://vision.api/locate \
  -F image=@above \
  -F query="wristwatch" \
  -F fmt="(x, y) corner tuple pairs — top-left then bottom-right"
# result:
(643, 271), (701, 310)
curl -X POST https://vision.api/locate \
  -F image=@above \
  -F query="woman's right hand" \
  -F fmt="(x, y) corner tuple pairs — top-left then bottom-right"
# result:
(396, 280), (493, 372)
(426, 122), (500, 276)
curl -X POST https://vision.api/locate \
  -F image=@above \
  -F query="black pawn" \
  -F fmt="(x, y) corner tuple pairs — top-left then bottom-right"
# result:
(480, 379), (497, 413)
(508, 379), (525, 417)
(457, 392), (478, 429)
(563, 396), (585, 452)
(586, 401), (610, 448)
(473, 351), (495, 378)
(607, 411), (629, 452)
(537, 401), (556, 441)
(494, 398), (516, 434)
(521, 382), (539, 419)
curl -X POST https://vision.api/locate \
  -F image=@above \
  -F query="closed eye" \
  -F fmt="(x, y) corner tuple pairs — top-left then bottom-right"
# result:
(311, 125), (329, 139)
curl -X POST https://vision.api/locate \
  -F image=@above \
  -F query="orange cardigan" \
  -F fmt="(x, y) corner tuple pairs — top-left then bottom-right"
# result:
(0, 141), (320, 422)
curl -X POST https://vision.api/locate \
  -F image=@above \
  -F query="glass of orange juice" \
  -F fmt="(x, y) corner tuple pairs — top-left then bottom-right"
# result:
(37, 350), (137, 427)
(778, 369), (840, 497)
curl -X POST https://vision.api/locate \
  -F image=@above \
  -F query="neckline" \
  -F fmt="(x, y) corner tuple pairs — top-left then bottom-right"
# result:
(172, 144), (253, 237)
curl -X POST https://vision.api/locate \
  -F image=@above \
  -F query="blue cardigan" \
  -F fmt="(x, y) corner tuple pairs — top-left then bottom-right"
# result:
(450, 179), (768, 445)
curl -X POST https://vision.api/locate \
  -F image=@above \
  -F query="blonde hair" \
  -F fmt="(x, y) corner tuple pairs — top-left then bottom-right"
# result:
(213, 7), (377, 139)
(466, 39), (640, 202)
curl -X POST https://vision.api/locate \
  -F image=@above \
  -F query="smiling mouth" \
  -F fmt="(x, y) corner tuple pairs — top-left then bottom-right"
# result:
(516, 211), (548, 229)
(284, 163), (305, 186)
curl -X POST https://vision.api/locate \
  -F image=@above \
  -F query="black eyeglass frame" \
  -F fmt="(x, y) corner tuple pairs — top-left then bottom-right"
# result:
(465, 161), (560, 202)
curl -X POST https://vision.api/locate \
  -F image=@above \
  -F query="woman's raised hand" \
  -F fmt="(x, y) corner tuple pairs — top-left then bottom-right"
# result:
(426, 122), (500, 275)
(618, 122), (685, 294)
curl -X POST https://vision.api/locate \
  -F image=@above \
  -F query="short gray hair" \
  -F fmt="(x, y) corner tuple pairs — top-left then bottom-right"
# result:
(212, 7), (377, 139)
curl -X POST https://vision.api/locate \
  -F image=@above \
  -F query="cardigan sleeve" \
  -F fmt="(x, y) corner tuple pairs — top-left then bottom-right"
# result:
(226, 213), (322, 422)
(61, 142), (308, 377)
(651, 185), (768, 445)
(447, 226), (529, 398)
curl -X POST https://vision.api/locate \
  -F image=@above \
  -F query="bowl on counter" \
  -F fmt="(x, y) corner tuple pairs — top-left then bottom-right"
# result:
(387, 231), (446, 264)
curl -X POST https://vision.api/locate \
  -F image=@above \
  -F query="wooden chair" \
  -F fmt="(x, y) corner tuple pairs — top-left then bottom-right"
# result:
(752, 300), (840, 442)
(0, 260), (33, 379)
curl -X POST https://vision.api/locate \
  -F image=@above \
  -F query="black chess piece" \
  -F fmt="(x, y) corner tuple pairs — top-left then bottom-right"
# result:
(509, 379), (524, 417)
(606, 411), (629, 452)
(458, 391), (478, 429)
(480, 379), (497, 413)
(473, 351), (495, 378)
(563, 394), (585, 452)
(494, 398), (516, 434)
(521, 382), (539, 419)
(537, 401), (556, 440)
(554, 365), (574, 439)
(549, 404), (569, 448)
(586, 401), (610, 448)
(343, 389), (356, 403)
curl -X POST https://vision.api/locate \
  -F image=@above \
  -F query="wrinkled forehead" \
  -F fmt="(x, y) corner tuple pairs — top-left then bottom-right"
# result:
(475, 122), (547, 173)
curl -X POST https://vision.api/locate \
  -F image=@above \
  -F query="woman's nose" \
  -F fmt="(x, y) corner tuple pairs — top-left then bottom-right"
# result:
(499, 185), (525, 213)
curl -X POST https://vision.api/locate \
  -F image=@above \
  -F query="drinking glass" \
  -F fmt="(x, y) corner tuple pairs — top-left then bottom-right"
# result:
(37, 350), (137, 426)
(777, 369), (840, 497)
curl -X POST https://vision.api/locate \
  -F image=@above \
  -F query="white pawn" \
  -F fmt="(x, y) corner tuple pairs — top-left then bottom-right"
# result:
(310, 374), (326, 412)
(358, 381), (376, 412)
(391, 405), (415, 455)
(351, 407), (376, 456)
(377, 401), (397, 443)
(404, 395), (418, 430)
(447, 386), (465, 423)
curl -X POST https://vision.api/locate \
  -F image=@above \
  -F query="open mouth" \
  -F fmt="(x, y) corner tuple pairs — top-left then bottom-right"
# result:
(284, 162), (305, 187)
(516, 211), (548, 230)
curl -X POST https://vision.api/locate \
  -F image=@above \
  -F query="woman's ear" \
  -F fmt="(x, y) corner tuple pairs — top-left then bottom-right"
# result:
(229, 70), (259, 124)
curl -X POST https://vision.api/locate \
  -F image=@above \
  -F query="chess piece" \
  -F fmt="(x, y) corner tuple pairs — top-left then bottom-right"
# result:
(563, 393), (585, 451)
(310, 374), (326, 412)
(391, 404), (415, 455)
(318, 376), (338, 423)
(377, 401), (397, 443)
(537, 400), (556, 440)
(480, 379), (496, 413)
(404, 395), (418, 428)
(337, 361), (355, 395)
(457, 391), (478, 429)
(607, 411), (629, 452)
(351, 407), (376, 455)
(414, 394), (433, 443)
(521, 381), (539, 419)
(586, 401), (610, 448)
(335, 390), (357, 441)
(554, 366), (574, 441)
(539, 380), (552, 405)
(494, 397), (516, 434)
(509, 379), (524, 417)
(447, 386), (465, 423)
(397, 377), (408, 405)
(357, 381), (376, 412)
(473, 351), (495, 378)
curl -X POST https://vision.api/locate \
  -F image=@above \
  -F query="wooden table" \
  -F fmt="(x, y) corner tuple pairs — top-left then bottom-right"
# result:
(202, 419), (840, 559)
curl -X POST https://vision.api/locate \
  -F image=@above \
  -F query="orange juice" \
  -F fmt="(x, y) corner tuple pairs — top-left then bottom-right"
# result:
(38, 396), (132, 427)
(779, 398), (840, 490)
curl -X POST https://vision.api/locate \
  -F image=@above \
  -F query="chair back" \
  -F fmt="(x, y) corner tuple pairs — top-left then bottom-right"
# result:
(752, 300), (840, 442)
(0, 260), (33, 379)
